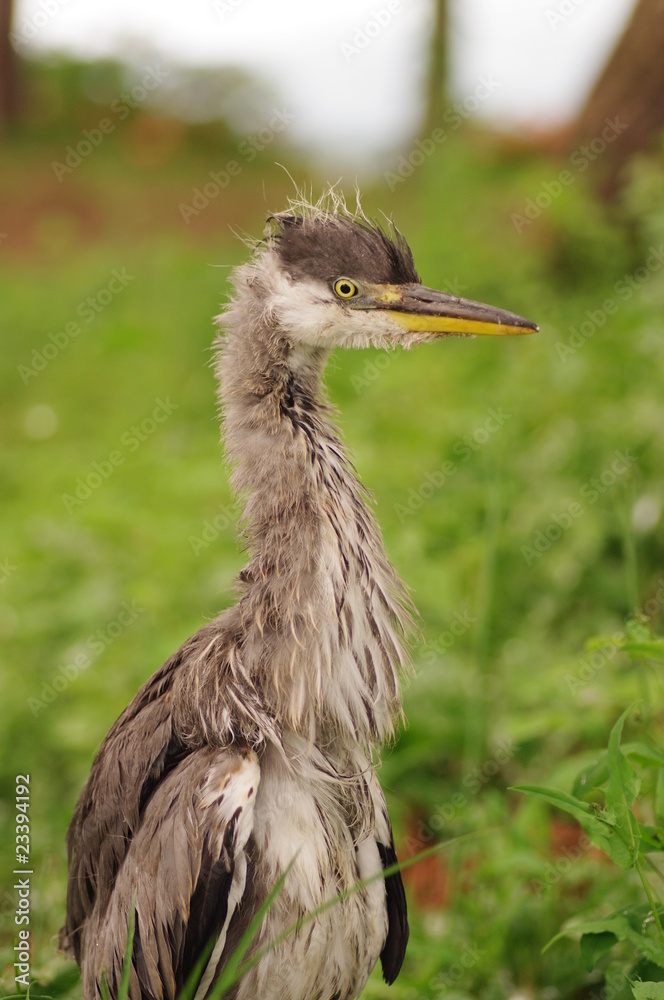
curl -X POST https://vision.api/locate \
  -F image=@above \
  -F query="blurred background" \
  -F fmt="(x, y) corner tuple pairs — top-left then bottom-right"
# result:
(2, 1), (664, 997)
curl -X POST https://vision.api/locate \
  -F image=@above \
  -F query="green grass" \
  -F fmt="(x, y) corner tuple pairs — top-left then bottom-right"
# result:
(2, 115), (664, 998)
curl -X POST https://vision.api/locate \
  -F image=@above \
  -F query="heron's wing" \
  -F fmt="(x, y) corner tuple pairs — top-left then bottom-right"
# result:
(359, 764), (409, 985)
(62, 656), (182, 963)
(377, 837), (409, 984)
(87, 745), (260, 1000)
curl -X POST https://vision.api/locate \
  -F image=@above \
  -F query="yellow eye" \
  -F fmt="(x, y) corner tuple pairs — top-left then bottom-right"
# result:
(334, 278), (359, 299)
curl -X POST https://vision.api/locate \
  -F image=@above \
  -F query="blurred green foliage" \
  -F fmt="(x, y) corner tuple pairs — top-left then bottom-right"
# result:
(2, 57), (664, 1000)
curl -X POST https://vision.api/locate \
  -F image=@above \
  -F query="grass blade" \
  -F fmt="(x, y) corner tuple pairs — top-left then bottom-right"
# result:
(202, 858), (295, 1000)
(606, 705), (641, 868)
(117, 905), (136, 1000)
(227, 829), (491, 988)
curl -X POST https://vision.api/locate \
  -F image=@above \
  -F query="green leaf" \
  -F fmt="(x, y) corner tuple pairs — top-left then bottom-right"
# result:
(632, 982), (664, 1000)
(622, 642), (664, 663)
(572, 754), (609, 800)
(585, 633), (625, 652)
(513, 784), (599, 822)
(580, 931), (618, 971)
(628, 960), (664, 999)
(512, 784), (619, 862)
(606, 707), (641, 868)
(19, 967), (80, 1000)
(638, 825), (664, 853)
(572, 743), (664, 802)
(549, 906), (664, 968)
(624, 743), (664, 769)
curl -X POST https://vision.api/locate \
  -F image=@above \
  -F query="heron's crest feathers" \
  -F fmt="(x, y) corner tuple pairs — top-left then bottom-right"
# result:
(265, 186), (420, 287)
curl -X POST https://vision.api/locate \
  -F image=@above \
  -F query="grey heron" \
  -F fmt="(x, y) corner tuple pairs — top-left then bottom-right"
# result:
(61, 192), (536, 1000)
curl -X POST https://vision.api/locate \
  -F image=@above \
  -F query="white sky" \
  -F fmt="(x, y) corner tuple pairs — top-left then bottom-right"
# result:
(14, 0), (636, 157)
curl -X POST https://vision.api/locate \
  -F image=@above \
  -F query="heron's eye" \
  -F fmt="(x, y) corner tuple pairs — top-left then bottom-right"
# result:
(333, 278), (359, 299)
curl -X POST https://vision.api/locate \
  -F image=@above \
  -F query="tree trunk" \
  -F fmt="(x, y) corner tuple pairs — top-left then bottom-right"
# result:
(572, 0), (664, 198)
(425, 0), (448, 130)
(0, 0), (18, 130)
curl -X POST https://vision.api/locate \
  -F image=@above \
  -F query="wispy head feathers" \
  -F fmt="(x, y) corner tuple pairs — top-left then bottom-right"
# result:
(264, 185), (420, 287)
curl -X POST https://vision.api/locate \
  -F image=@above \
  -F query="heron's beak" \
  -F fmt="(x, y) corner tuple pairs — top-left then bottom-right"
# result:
(368, 283), (538, 337)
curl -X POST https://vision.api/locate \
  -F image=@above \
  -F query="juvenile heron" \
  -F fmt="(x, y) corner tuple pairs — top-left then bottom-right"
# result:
(62, 193), (536, 1000)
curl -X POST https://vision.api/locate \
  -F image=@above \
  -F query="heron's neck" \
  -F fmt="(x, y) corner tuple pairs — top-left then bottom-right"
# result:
(216, 319), (412, 746)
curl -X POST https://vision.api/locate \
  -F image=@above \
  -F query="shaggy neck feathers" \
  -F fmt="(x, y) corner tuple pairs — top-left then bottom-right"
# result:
(215, 250), (413, 746)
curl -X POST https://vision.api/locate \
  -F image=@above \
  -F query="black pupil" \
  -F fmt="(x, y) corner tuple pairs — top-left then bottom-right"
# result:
(340, 282), (352, 295)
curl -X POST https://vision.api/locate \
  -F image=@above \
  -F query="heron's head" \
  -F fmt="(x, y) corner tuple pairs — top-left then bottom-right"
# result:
(248, 203), (537, 353)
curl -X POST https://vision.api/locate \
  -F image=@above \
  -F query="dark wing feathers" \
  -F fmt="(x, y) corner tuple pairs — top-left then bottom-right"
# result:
(179, 835), (234, 992)
(62, 622), (262, 999)
(62, 631), (208, 960)
(87, 748), (258, 1000)
(63, 692), (176, 961)
(377, 839), (409, 985)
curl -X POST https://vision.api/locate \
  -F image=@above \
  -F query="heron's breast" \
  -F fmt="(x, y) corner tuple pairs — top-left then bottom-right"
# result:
(239, 737), (387, 999)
